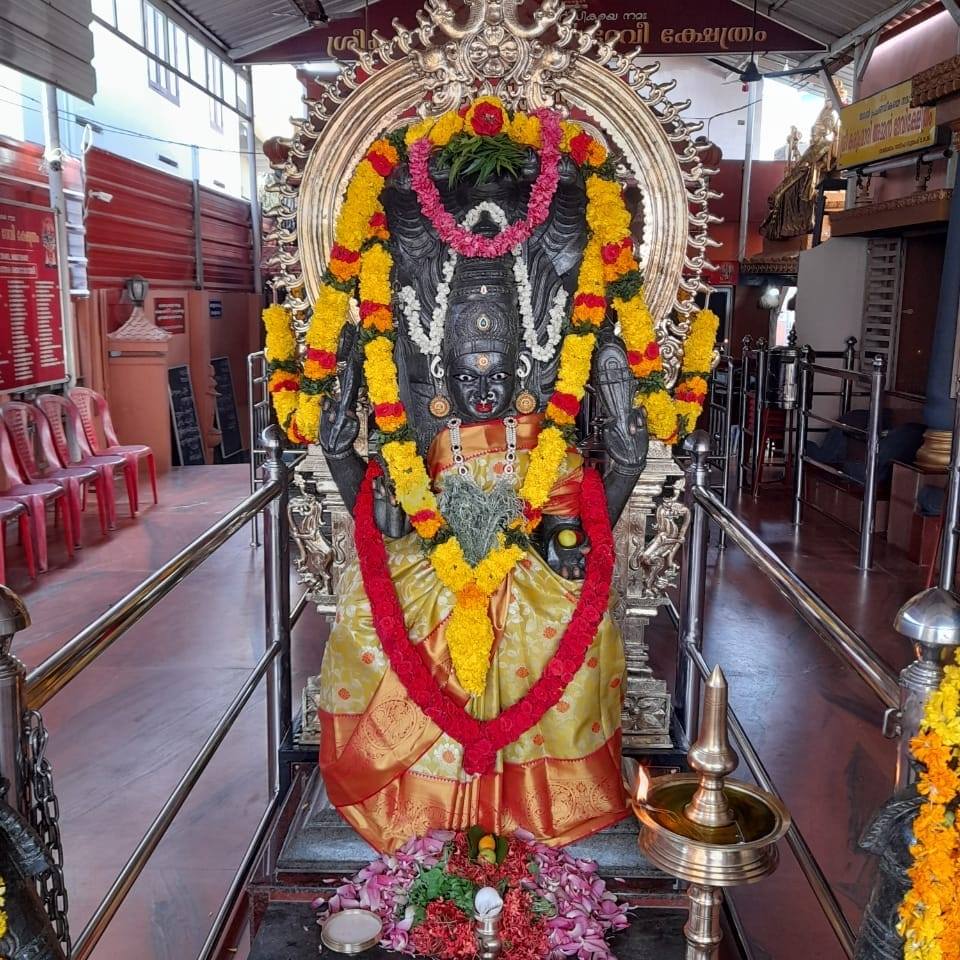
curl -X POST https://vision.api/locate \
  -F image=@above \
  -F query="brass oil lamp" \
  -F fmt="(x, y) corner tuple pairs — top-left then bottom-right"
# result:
(632, 667), (790, 959)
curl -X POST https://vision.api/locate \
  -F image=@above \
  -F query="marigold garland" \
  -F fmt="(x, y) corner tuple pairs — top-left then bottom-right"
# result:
(898, 655), (960, 960)
(262, 95), (719, 697)
(354, 460), (615, 775)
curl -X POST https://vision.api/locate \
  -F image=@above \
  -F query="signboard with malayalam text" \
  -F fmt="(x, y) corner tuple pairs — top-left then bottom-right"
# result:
(838, 81), (939, 170)
(0, 202), (67, 392)
(154, 297), (186, 334)
(253, 0), (822, 62)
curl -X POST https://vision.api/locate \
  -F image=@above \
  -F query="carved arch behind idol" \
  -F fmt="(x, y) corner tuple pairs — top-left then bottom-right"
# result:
(263, 0), (720, 389)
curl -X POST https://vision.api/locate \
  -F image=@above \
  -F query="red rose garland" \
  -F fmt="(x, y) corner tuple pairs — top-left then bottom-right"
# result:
(354, 461), (615, 775)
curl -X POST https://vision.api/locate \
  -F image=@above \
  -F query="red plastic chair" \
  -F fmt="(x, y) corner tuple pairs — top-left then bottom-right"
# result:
(36, 394), (132, 527)
(0, 422), (73, 571)
(68, 387), (158, 514)
(0, 401), (108, 547)
(0, 498), (36, 582)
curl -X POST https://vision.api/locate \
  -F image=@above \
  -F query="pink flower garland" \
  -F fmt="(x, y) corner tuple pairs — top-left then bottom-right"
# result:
(409, 108), (563, 259)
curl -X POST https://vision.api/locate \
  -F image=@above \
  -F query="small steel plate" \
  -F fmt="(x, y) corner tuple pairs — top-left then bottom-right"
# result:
(321, 909), (383, 954)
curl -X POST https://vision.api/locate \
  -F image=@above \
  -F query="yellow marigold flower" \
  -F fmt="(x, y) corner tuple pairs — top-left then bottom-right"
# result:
(473, 544), (524, 596)
(682, 309), (720, 373)
(561, 121), (583, 152)
(363, 336), (401, 406)
(305, 285), (351, 354)
(615, 291), (658, 362)
(585, 175), (631, 242)
(509, 111), (542, 148)
(520, 426), (567, 510)
(447, 587), (495, 696)
(431, 537), (473, 594)
(359, 244), (394, 308)
(292, 394), (322, 443)
(406, 117), (435, 145)
(429, 111), (465, 146)
(262, 304), (297, 363)
(554, 333), (596, 400)
(638, 389), (678, 442)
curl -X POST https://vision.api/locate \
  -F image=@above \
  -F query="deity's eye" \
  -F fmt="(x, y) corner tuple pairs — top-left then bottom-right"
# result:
(490, 372), (509, 382)
(456, 373), (477, 383)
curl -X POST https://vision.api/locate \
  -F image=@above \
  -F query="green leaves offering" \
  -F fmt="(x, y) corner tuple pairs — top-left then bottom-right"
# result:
(439, 133), (529, 187)
(406, 864), (478, 924)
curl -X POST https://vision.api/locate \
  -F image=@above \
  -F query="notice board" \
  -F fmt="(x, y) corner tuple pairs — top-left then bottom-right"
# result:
(168, 365), (206, 466)
(211, 356), (244, 460)
(0, 202), (67, 391)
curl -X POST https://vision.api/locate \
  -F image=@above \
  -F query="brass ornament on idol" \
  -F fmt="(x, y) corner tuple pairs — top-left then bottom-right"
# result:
(514, 391), (537, 415)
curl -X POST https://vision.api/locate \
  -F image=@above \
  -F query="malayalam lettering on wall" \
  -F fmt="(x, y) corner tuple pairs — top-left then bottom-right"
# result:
(0, 203), (66, 391)
(838, 81), (938, 169)
(262, 0), (821, 62)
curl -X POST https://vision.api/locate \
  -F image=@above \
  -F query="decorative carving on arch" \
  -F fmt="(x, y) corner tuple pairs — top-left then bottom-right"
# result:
(261, 0), (721, 389)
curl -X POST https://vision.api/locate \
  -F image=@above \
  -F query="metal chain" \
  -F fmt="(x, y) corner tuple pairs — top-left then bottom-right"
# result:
(23, 708), (71, 956)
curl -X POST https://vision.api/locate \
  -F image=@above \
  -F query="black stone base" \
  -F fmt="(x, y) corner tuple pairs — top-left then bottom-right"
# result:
(248, 900), (692, 960)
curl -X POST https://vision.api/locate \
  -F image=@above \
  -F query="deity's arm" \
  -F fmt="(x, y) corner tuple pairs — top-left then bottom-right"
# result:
(593, 329), (648, 526)
(318, 324), (367, 513)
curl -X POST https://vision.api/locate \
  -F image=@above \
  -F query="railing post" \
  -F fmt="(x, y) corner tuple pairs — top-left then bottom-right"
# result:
(937, 377), (960, 590)
(737, 337), (752, 490)
(719, 354), (735, 551)
(751, 339), (769, 493)
(262, 425), (291, 796)
(840, 336), (857, 416)
(0, 587), (28, 812)
(859, 355), (886, 570)
(893, 588), (960, 788)
(677, 430), (712, 746)
(793, 346), (811, 527)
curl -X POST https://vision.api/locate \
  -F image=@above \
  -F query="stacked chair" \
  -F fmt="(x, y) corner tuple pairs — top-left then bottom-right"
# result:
(0, 389), (158, 583)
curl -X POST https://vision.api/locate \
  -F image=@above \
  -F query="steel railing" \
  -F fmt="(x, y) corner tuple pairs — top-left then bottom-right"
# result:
(704, 351), (737, 549)
(793, 348), (887, 570)
(675, 428), (960, 958)
(247, 350), (271, 547)
(0, 425), (296, 959)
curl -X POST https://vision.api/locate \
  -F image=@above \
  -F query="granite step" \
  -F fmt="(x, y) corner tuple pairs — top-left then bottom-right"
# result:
(276, 769), (670, 882)
(248, 899), (696, 960)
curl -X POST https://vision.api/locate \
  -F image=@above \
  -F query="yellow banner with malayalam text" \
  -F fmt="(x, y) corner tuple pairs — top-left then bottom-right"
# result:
(838, 81), (938, 169)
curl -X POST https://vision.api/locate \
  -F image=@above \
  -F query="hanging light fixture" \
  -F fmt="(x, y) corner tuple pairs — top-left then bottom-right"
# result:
(124, 275), (149, 306)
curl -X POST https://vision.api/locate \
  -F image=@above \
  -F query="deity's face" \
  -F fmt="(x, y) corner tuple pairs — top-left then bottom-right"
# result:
(447, 351), (515, 422)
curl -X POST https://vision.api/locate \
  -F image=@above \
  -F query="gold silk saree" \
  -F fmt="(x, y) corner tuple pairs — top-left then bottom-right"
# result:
(318, 415), (628, 852)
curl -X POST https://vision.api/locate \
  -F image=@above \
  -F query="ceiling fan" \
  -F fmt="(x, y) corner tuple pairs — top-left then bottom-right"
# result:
(708, 0), (820, 83)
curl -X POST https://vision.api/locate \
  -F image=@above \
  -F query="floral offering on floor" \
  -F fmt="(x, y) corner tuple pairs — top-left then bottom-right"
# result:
(318, 828), (630, 960)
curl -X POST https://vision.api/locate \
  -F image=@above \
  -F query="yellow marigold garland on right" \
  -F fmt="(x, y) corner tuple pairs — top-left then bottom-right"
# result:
(898, 655), (960, 960)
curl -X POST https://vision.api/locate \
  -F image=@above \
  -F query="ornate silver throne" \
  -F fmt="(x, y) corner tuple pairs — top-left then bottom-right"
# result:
(262, 0), (720, 755)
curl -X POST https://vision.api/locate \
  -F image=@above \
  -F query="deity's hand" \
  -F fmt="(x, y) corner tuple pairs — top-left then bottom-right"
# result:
(604, 403), (649, 474)
(536, 515), (589, 582)
(372, 473), (411, 540)
(319, 323), (361, 459)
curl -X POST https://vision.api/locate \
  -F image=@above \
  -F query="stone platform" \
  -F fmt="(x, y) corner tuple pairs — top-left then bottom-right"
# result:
(248, 900), (695, 960)
(276, 769), (671, 881)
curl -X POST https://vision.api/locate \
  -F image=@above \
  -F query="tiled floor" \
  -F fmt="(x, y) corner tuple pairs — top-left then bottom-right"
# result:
(8, 466), (927, 959)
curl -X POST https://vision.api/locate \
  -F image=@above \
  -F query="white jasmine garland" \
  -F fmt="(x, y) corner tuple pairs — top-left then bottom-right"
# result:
(398, 202), (566, 363)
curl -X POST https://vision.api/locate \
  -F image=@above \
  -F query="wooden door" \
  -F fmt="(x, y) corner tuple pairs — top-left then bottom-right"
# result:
(895, 232), (945, 397)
